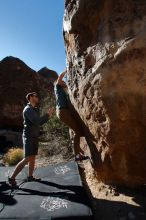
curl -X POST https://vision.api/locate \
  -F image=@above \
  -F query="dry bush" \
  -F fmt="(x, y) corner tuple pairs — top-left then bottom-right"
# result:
(4, 148), (23, 166)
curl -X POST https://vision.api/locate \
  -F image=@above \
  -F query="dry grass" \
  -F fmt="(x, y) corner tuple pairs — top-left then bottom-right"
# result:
(4, 148), (23, 166)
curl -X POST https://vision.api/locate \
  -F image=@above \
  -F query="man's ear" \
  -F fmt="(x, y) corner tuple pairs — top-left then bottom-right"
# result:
(53, 80), (57, 86)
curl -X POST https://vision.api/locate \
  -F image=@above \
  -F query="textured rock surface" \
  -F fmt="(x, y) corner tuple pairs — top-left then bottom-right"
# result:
(0, 56), (57, 129)
(63, 0), (146, 186)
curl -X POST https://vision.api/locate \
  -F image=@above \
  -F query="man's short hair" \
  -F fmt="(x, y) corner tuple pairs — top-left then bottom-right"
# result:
(26, 92), (38, 101)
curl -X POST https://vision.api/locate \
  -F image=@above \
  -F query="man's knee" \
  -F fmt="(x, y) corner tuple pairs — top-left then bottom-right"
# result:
(27, 155), (35, 162)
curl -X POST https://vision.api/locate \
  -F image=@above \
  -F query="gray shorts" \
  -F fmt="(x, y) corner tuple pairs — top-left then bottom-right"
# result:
(23, 136), (39, 158)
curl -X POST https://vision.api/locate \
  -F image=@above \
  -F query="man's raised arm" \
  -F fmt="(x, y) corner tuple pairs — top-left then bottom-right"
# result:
(56, 71), (66, 85)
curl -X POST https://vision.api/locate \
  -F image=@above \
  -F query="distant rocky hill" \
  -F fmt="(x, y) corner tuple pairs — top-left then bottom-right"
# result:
(0, 56), (58, 130)
(38, 67), (58, 81)
(38, 67), (58, 90)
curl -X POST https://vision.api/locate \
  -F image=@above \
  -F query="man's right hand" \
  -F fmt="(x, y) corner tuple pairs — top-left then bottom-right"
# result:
(48, 108), (55, 117)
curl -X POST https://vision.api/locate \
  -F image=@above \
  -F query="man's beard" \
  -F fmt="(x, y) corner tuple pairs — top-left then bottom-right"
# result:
(34, 101), (39, 107)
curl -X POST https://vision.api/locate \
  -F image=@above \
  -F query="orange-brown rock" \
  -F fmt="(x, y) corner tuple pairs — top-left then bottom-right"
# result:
(63, 0), (146, 187)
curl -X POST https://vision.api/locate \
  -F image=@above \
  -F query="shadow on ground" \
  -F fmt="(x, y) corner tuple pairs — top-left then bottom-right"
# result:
(92, 185), (146, 220)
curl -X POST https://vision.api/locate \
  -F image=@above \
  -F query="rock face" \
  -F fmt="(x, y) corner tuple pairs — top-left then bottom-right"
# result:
(63, 0), (146, 186)
(0, 56), (57, 129)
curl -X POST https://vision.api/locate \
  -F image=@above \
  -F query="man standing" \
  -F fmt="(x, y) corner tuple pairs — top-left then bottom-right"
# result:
(8, 92), (54, 186)
(54, 71), (89, 161)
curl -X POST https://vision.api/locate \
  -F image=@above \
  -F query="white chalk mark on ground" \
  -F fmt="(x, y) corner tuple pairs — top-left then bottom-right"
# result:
(40, 196), (68, 212)
(54, 165), (71, 175)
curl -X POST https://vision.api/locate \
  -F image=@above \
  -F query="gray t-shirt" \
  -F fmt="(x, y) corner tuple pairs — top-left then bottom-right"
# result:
(23, 104), (49, 138)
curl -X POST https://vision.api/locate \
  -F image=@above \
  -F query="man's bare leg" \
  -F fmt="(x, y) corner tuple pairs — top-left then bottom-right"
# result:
(10, 157), (29, 180)
(27, 155), (41, 181)
(28, 155), (35, 177)
(74, 134), (84, 156)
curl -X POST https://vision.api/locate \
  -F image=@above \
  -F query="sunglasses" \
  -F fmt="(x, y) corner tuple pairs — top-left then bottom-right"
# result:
(33, 95), (38, 98)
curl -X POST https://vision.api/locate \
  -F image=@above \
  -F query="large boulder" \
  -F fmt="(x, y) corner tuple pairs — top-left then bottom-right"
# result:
(63, 0), (146, 187)
(0, 56), (57, 129)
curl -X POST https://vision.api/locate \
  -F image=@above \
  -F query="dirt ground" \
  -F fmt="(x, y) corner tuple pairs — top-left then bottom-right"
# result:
(79, 160), (146, 220)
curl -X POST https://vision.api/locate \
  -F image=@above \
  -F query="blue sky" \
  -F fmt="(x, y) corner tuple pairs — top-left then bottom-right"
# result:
(0, 0), (66, 73)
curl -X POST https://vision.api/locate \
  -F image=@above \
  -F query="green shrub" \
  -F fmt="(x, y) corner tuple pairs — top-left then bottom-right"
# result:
(40, 95), (70, 142)
(38, 94), (72, 159)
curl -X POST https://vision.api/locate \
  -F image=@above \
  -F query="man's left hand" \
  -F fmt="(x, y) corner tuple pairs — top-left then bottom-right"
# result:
(48, 108), (55, 117)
